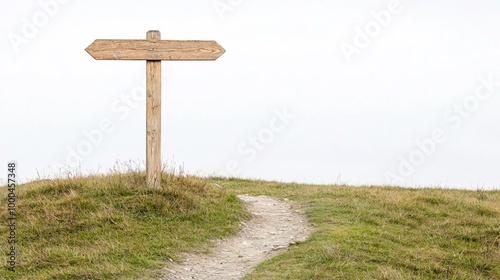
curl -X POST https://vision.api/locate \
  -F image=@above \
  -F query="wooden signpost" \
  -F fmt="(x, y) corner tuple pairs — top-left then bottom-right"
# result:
(85, 30), (225, 188)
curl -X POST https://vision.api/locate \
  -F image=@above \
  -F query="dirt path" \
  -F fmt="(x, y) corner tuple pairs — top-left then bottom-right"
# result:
(161, 195), (312, 280)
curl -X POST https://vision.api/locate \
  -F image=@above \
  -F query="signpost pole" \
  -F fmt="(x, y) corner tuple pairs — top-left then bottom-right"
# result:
(146, 30), (162, 189)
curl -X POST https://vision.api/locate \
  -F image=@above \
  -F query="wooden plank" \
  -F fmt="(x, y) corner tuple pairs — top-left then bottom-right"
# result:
(146, 30), (162, 189)
(86, 39), (225, 61)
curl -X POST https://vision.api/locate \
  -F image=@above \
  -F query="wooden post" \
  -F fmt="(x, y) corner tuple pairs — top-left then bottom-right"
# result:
(85, 30), (225, 189)
(146, 30), (162, 189)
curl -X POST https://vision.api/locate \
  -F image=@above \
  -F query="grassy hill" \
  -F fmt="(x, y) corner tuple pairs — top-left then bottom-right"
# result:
(1, 174), (499, 279)
(0, 173), (249, 279)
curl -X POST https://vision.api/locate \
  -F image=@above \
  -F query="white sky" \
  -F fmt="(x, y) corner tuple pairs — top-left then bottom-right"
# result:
(1, 0), (500, 189)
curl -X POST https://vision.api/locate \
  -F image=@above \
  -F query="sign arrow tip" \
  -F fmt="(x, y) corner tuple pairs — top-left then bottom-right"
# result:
(214, 41), (226, 60)
(85, 40), (98, 59)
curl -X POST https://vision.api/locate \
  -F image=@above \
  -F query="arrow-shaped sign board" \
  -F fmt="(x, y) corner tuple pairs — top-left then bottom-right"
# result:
(85, 30), (225, 188)
(86, 39), (225, 61)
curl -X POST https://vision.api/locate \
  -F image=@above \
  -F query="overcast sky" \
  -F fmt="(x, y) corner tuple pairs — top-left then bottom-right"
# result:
(1, 0), (500, 189)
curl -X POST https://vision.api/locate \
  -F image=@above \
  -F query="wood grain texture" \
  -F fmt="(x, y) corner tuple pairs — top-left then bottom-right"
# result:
(86, 39), (225, 61)
(146, 31), (162, 189)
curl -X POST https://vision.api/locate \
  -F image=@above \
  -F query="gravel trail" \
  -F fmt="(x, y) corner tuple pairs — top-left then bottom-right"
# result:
(161, 194), (312, 280)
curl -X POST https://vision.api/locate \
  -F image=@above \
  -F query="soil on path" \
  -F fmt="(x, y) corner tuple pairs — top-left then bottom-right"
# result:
(161, 194), (312, 280)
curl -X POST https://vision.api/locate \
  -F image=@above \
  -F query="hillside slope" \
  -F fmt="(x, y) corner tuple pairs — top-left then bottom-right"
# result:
(210, 178), (500, 279)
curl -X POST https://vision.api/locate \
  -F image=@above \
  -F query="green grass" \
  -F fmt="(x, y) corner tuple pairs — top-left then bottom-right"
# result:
(0, 173), (249, 279)
(1, 174), (499, 279)
(209, 178), (500, 280)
